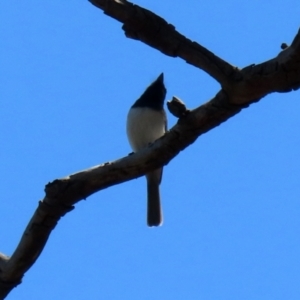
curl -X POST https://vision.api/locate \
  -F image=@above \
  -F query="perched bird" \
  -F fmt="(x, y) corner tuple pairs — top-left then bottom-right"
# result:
(126, 73), (167, 227)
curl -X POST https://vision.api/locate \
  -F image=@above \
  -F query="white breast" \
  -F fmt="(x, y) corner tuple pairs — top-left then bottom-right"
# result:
(127, 107), (166, 152)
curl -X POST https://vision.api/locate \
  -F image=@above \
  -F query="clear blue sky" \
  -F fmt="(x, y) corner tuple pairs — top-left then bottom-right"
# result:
(1, 1), (300, 299)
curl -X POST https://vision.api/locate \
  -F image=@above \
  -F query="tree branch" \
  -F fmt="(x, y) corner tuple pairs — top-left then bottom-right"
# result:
(230, 28), (300, 104)
(89, 0), (300, 99)
(0, 0), (299, 298)
(0, 89), (237, 297)
(89, 0), (239, 84)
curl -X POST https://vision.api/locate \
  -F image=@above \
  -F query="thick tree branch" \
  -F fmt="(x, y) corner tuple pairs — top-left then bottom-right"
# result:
(0, 0), (299, 298)
(89, 0), (300, 99)
(229, 29), (300, 104)
(89, 0), (239, 84)
(0, 89), (240, 298)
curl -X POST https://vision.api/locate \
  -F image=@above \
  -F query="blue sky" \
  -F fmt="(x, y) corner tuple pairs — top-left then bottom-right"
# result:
(1, 1), (300, 299)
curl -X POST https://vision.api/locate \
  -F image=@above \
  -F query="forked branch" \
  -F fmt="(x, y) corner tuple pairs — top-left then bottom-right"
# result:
(0, 0), (299, 298)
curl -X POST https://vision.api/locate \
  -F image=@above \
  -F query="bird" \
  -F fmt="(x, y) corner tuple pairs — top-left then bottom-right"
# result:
(126, 73), (167, 227)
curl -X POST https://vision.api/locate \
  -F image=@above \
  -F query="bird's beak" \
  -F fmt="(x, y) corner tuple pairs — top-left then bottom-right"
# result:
(157, 73), (164, 82)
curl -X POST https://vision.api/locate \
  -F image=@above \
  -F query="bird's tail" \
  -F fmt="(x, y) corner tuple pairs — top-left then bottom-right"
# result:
(146, 169), (163, 227)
